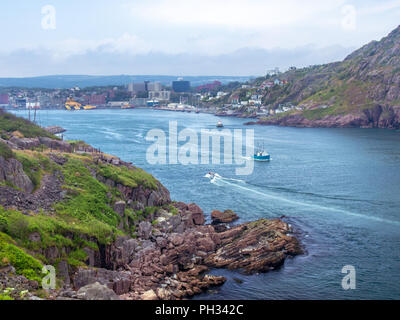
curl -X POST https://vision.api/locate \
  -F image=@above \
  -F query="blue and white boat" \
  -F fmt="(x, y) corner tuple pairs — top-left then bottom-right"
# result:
(253, 151), (271, 161)
(253, 144), (271, 161)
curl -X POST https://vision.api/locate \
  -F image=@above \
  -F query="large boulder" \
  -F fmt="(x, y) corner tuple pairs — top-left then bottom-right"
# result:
(72, 268), (131, 295)
(187, 203), (205, 225)
(211, 209), (239, 224)
(0, 156), (34, 193)
(77, 282), (120, 300)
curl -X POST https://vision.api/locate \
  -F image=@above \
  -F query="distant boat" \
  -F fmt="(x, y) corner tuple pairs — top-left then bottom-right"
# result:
(216, 120), (224, 128)
(253, 143), (271, 161)
(253, 151), (271, 162)
(83, 105), (97, 110)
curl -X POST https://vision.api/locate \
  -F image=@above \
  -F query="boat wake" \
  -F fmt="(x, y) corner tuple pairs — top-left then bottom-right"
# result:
(205, 173), (400, 226)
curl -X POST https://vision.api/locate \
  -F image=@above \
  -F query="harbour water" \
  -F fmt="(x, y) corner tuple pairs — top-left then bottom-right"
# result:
(13, 109), (400, 300)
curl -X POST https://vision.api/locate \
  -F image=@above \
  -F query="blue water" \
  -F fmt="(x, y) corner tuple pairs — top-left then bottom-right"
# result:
(13, 109), (400, 300)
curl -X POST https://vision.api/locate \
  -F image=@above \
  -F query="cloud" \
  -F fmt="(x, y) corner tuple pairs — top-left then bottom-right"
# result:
(359, 0), (400, 15)
(42, 33), (152, 61)
(0, 44), (354, 77)
(127, 0), (347, 29)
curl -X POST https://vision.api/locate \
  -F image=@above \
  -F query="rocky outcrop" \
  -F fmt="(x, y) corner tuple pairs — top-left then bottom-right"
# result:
(211, 210), (239, 224)
(71, 205), (302, 300)
(247, 105), (400, 129)
(0, 156), (34, 193)
(72, 268), (131, 295)
(6, 136), (72, 153)
(96, 174), (171, 208)
(38, 137), (72, 153)
(0, 172), (64, 212)
(205, 219), (302, 273)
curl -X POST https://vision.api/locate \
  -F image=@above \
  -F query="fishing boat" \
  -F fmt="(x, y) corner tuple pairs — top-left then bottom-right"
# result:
(216, 120), (224, 128)
(253, 144), (271, 161)
(253, 151), (271, 161)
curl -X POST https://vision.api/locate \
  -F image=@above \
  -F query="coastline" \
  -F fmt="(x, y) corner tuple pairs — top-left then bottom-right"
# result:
(0, 110), (303, 300)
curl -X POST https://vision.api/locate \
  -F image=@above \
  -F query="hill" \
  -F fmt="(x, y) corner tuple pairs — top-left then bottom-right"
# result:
(0, 75), (251, 89)
(248, 25), (400, 128)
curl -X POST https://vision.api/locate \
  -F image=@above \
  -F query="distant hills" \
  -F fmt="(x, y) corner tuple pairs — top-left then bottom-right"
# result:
(250, 25), (400, 128)
(0, 75), (251, 89)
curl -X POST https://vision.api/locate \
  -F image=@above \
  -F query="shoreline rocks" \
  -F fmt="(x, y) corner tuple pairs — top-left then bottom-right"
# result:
(62, 206), (302, 300)
(245, 105), (400, 129)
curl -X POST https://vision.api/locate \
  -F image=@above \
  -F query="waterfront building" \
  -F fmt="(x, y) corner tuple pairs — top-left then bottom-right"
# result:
(148, 90), (171, 101)
(172, 78), (191, 92)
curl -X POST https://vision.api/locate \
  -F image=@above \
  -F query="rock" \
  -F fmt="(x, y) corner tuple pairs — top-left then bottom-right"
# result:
(77, 282), (120, 300)
(157, 288), (171, 300)
(57, 260), (70, 286)
(213, 224), (228, 233)
(187, 203), (205, 225)
(156, 237), (168, 248)
(0, 156), (34, 193)
(141, 289), (158, 300)
(83, 247), (101, 267)
(45, 246), (59, 261)
(204, 219), (302, 274)
(28, 232), (41, 242)
(73, 268), (131, 295)
(114, 201), (126, 217)
(38, 137), (73, 153)
(138, 221), (152, 240)
(211, 210), (239, 224)
(169, 234), (184, 246)
(9, 136), (40, 150)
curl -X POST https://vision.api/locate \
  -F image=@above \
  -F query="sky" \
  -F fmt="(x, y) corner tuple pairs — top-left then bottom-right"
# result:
(0, 0), (399, 77)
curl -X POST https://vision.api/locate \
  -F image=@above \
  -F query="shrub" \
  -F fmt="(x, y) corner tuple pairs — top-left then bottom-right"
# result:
(0, 141), (13, 160)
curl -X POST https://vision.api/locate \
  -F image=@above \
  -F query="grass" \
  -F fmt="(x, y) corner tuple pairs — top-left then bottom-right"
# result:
(97, 163), (158, 190)
(0, 111), (55, 139)
(0, 232), (43, 283)
(300, 80), (376, 120)
(55, 158), (120, 228)
(0, 205), (116, 259)
(0, 141), (14, 160)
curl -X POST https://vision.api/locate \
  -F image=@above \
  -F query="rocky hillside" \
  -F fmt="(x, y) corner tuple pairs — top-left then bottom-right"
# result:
(250, 25), (400, 128)
(0, 111), (301, 300)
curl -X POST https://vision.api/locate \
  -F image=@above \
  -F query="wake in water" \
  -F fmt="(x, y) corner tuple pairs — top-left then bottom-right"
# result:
(205, 173), (400, 226)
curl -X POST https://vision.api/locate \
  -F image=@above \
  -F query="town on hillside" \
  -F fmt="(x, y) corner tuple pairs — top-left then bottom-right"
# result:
(0, 70), (302, 119)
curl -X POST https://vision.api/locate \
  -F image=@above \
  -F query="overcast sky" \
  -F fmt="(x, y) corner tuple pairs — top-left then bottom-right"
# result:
(1, 0), (399, 77)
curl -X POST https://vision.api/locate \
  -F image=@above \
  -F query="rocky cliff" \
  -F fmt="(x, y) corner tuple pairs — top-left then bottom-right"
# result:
(247, 25), (400, 128)
(0, 111), (302, 300)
